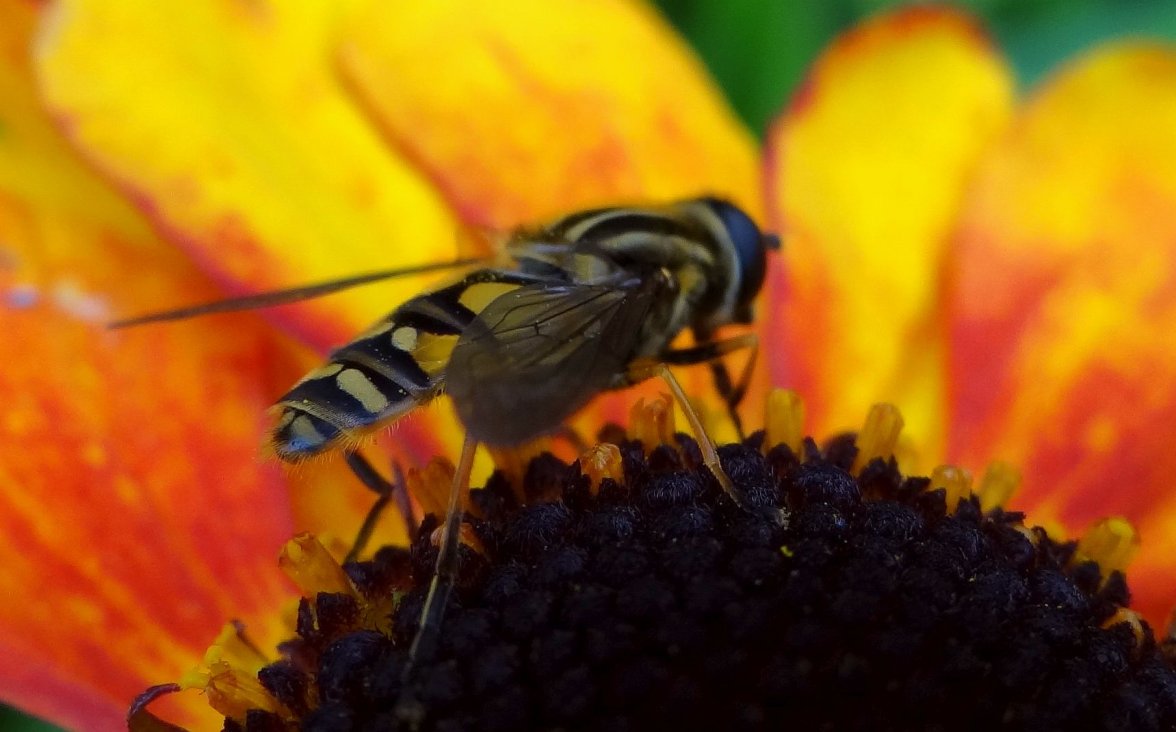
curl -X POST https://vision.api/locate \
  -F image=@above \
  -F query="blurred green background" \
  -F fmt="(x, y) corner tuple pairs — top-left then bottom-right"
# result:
(659, 0), (1176, 137)
(4, 0), (1174, 729)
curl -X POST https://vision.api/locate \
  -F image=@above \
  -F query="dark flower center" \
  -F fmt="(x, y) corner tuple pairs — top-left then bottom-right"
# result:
(230, 433), (1176, 732)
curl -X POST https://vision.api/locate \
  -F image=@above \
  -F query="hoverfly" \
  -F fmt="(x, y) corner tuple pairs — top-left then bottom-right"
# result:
(114, 196), (780, 674)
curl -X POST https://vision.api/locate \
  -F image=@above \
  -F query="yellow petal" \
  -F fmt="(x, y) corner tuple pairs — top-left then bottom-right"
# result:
(338, 0), (765, 446)
(338, 0), (761, 228)
(947, 43), (1176, 624)
(35, 0), (462, 349)
(763, 7), (1013, 466)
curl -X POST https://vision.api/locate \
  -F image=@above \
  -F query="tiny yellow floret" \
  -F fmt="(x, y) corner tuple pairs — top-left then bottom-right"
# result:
(578, 443), (625, 495)
(851, 403), (904, 475)
(930, 465), (974, 513)
(1101, 607), (1147, 650)
(180, 623), (285, 722)
(430, 522), (487, 555)
(764, 388), (805, 456)
(488, 436), (553, 500)
(628, 393), (676, 452)
(407, 456), (458, 519)
(279, 533), (355, 598)
(200, 657), (287, 722)
(977, 461), (1021, 512)
(1076, 516), (1140, 583)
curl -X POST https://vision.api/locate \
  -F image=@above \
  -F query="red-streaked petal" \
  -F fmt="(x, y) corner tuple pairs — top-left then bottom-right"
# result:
(0, 303), (296, 730)
(948, 43), (1176, 623)
(338, 0), (762, 229)
(36, 1), (763, 468)
(35, 0), (477, 467)
(1, 4), (301, 726)
(763, 7), (1013, 466)
(34, 0), (462, 352)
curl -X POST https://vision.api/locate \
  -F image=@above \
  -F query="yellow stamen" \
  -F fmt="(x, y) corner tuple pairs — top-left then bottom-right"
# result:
(407, 456), (457, 519)
(1075, 516), (1140, 583)
(578, 443), (625, 495)
(279, 533), (355, 598)
(851, 403), (904, 475)
(1013, 523), (1041, 547)
(179, 623), (286, 722)
(1102, 607), (1146, 650)
(213, 621), (267, 669)
(487, 436), (552, 498)
(930, 465), (973, 513)
(429, 522), (486, 555)
(201, 656), (287, 721)
(977, 461), (1021, 512)
(628, 393), (676, 452)
(763, 388), (805, 456)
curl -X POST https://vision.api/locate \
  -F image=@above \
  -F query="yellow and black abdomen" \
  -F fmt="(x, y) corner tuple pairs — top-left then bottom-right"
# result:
(269, 339), (436, 461)
(269, 278), (487, 460)
(268, 270), (538, 461)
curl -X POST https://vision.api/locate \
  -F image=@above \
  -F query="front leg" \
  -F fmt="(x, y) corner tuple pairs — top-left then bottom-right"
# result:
(661, 332), (759, 440)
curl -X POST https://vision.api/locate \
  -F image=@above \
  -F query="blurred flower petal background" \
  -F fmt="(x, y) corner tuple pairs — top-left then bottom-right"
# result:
(4, 0), (1176, 729)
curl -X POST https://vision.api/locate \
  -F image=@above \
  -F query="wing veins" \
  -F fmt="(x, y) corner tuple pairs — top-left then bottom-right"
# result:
(447, 277), (660, 445)
(480, 287), (618, 340)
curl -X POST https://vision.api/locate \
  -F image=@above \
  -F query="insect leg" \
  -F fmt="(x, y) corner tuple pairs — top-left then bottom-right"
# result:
(342, 452), (412, 564)
(659, 363), (784, 524)
(404, 433), (478, 675)
(625, 361), (744, 508)
(664, 333), (759, 440)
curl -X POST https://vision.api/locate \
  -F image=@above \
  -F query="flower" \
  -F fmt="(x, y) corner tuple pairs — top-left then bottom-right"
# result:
(763, 9), (1176, 629)
(1, 1), (1174, 729)
(169, 399), (1176, 729)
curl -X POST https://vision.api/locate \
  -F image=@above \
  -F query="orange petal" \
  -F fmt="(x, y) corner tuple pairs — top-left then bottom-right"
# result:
(338, 0), (761, 229)
(0, 244), (299, 732)
(947, 43), (1176, 624)
(763, 7), (1013, 465)
(1, 5), (300, 726)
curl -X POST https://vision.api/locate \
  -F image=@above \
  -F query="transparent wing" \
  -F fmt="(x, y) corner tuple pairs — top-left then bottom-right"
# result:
(446, 275), (660, 446)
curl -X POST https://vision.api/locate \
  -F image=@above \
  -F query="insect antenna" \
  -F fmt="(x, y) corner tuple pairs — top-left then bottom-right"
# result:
(108, 257), (485, 328)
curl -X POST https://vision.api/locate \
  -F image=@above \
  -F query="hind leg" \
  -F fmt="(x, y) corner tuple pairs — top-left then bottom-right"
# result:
(342, 451), (413, 564)
(404, 433), (478, 673)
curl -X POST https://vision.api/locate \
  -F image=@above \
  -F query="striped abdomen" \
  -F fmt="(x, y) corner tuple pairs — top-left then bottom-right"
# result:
(269, 272), (525, 460)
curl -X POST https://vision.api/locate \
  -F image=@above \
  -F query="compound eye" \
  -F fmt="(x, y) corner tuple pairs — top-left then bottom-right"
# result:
(704, 199), (771, 317)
